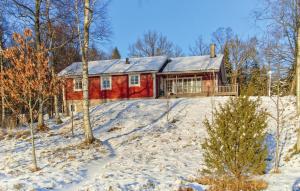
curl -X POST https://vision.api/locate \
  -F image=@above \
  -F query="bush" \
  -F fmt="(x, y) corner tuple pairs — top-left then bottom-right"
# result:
(196, 176), (268, 191)
(201, 96), (268, 190)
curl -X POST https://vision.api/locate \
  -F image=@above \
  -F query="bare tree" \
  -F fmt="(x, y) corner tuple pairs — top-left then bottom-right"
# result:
(129, 30), (175, 57)
(189, 36), (209, 56)
(255, 0), (300, 152)
(212, 27), (234, 53)
(227, 36), (257, 85)
(269, 64), (289, 173)
(254, 0), (298, 94)
(172, 45), (184, 57)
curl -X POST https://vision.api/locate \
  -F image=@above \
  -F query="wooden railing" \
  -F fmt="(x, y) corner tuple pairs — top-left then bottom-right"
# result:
(162, 84), (239, 97)
(216, 84), (239, 96)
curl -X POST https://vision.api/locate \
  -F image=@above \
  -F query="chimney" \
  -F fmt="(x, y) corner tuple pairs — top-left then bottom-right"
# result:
(210, 43), (216, 58)
(125, 57), (130, 64)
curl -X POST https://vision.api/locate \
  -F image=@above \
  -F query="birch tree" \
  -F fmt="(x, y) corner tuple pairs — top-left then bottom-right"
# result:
(75, 0), (94, 143)
(269, 65), (288, 173)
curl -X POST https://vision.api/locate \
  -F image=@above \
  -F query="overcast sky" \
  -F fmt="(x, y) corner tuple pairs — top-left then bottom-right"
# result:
(102, 0), (263, 57)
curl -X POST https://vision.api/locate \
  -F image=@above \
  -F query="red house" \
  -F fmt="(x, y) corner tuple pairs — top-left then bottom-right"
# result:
(59, 45), (237, 113)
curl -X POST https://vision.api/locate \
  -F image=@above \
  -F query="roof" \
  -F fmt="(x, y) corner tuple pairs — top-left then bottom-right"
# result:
(58, 56), (168, 76)
(161, 54), (223, 73)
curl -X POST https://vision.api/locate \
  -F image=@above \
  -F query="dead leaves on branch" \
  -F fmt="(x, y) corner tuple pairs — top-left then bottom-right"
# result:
(2, 29), (61, 110)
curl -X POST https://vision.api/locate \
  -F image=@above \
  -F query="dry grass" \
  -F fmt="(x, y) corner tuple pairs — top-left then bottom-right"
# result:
(37, 124), (50, 132)
(284, 144), (300, 162)
(67, 155), (76, 161)
(0, 130), (31, 140)
(108, 126), (122, 132)
(0, 131), (6, 140)
(195, 176), (268, 191)
(177, 187), (194, 191)
(15, 130), (31, 139)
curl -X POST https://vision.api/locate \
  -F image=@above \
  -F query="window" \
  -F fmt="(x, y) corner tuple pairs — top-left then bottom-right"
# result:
(129, 74), (140, 87)
(165, 77), (202, 95)
(101, 76), (112, 90)
(74, 78), (82, 91)
(166, 79), (174, 93)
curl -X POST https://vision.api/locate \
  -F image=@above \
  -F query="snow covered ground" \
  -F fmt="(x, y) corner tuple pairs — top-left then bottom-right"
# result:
(0, 97), (299, 191)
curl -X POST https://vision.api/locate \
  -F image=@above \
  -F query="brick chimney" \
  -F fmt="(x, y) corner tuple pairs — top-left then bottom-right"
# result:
(125, 58), (130, 64)
(210, 44), (216, 58)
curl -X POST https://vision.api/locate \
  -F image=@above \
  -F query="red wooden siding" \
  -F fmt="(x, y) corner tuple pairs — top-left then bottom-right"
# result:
(65, 73), (154, 100)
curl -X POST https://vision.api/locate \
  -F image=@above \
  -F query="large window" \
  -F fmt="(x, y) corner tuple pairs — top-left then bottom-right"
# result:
(74, 78), (82, 91)
(101, 76), (112, 90)
(166, 77), (202, 94)
(129, 74), (140, 87)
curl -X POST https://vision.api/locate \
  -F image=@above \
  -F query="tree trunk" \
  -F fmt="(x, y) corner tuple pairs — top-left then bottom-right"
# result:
(51, 63), (61, 124)
(274, 92), (280, 172)
(0, 44), (4, 129)
(37, 103), (44, 128)
(62, 86), (68, 116)
(29, 105), (38, 171)
(81, 0), (94, 144)
(54, 95), (61, 124)
(35, 0), (44, 128)
(34, 0), (41, 49)
(297, 116), (300, 152)
(296, 3), (300, 151)
(290, 75), (296, 95)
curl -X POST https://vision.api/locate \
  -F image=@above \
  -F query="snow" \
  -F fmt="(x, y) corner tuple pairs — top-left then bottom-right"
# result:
(0, 97), (299, 191)
(58, 55), (224, 77)
(58, 56), (168, 77)
(162, 54), (223, 73)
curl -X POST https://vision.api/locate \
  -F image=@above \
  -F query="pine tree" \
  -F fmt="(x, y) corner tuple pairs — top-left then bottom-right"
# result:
(202, 97), (268, 184)
(246, 63), (268, 96)
(111, 47), (121, 59)
(223, 43), (232, 83)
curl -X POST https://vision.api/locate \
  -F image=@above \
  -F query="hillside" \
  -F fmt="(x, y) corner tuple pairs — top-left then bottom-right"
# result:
(0, 97), (299, 191)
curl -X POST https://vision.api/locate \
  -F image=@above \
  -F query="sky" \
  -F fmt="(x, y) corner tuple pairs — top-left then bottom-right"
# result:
(104, 0), (262, 57)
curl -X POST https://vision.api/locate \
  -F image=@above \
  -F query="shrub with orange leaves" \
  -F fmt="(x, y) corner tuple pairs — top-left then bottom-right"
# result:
(2, 29), (61, 171)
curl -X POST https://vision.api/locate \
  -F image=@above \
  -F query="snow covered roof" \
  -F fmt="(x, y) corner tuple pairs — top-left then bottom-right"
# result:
(162, 54), (224, 73)
(58, 56), (168, 76)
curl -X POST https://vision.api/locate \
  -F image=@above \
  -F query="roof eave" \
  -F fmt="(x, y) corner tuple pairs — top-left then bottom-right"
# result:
(58, 70), (159, 78)
(158, 69), (220, 75)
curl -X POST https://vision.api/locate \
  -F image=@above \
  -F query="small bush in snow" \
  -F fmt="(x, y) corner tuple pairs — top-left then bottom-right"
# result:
(201, 96), (268, 190)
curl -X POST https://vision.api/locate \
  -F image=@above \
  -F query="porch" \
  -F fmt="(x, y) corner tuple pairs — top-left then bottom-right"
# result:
(158, 75), (238, 97)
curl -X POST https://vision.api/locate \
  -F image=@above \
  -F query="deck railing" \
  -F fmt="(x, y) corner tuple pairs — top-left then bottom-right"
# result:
(163, 84), (238, 97)
(216, 84), (239, 96)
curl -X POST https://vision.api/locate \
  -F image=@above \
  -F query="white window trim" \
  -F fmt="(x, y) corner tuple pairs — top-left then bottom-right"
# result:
(129, 74), (141, 87)
(101, 76), (112, 90)
(73, 78), (82, 91)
